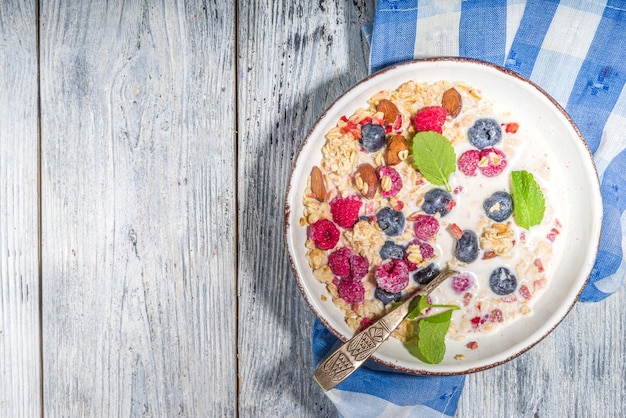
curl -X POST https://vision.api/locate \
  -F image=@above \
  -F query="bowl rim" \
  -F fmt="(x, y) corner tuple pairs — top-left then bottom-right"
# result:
(284, 56), (602, 375)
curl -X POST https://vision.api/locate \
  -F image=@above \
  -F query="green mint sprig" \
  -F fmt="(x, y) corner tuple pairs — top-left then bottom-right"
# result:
(411, 131), (456, 191)
(511, 170), (546, 229)
(404, 295), (459, 364)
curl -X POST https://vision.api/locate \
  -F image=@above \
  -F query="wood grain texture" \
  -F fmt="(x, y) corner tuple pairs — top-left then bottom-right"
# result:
(237, 0), (373, 416)
(39, 1), (236, 416)
(0, 1), (41, 417)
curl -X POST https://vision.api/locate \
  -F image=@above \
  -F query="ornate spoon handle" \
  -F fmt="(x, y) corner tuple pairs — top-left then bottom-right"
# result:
(313, 266), (457, 391)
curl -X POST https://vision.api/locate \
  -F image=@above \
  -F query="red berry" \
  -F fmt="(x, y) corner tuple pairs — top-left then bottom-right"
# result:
(418, 242), (434, 260)
(309, 219), (340, 250)
(337, 276), (365, 304)
(451, 273), (473, 293)
(374, 259), (410, 293)
(330, 195), (362, 229)
(350, 255), (370, 279)
(377, 166), (403, 197)
(458, 149), (480, 176)
(490, 309), (503, 323)
(328, 248), (353, 277)
(413, 106), (448, 133)
(478, 148), (507, 177)
(413, 215), (439, 241)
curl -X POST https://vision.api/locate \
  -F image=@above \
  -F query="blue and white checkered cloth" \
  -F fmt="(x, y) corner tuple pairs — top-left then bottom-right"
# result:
(313, 1), (626, 416)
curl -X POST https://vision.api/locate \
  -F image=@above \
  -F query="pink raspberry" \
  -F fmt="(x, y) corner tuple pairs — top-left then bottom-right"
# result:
(375, 259), (410, 293)
(377, 166), (403, 197)
(413, 106), (448, 133)
(309, 219), (340, 250)
(479, 148), (507, 177)
(451, 273), (474, 293)
(418, 242), (434, 260)
(413, 215), (439, 241)
(328, 247), (353, 277)
(350, 255), (370, 279)
(330, 195), (362, 229)
(337, 276), (365, 304)
(458, 149), (480, 176)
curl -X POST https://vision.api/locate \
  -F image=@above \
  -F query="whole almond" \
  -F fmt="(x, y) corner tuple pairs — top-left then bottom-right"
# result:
(310, 166), (326, 201)
(376, 99), (399, 125)
(442, 88), (462, 118)
(353, 163), (378, 199)
(385, 135), (409, 166)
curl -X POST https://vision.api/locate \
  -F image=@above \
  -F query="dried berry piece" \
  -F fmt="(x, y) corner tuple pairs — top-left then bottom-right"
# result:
(353, 163), (378, 199)
(377, 99), (399, 125)
(442, 88), (462, 118)
(310, 166), (327, 201)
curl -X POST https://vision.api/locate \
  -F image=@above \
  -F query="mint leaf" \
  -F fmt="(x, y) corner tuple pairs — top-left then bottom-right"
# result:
(404, 309), (453, 364)
(404, 297), (459, 364)
(407, 295), (428, 319)
(411, 131), (456, 191)
(511, 170), (546, 229)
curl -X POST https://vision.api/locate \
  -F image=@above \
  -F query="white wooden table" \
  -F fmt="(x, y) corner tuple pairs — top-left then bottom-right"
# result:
(1, 1), (624, 416)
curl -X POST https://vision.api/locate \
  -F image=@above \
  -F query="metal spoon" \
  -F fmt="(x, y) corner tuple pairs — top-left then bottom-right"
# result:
(313, 266), (458, 391)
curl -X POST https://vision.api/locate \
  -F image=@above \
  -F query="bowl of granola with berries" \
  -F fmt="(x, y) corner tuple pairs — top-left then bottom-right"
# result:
(285, 57), (602, 374)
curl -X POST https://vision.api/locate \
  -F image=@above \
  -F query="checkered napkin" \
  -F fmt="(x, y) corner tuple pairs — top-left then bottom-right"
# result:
(312, 1), (626, 416)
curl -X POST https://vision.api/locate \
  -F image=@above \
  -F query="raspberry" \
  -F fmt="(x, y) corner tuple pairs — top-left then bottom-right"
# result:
(350, 255), (369, 279)
(413, 215), (439, 241)
(330, 195), (362, 229)
(450, 273), (473, 293)
(478, 148), (507, 177)
(377, 166), (402, 197)
(418, 242), (434, 260)
(328, 247), (353, 277)
(309, 219), (340, 250)
(360, 317), (374, 330)
(337, 276), (365, 304)
(458, 149), (480, 176)
(413, 106), (448, 133)
(375, 259), (410, 293)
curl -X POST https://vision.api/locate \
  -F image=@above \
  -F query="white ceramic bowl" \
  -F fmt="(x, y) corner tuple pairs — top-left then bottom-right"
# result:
(285, 58), (602, 374)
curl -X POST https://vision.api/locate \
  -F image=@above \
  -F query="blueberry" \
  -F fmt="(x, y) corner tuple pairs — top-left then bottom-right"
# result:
(422, 188), (454, 216)
(455, 230), (479, 263)
(489, 266), (517, 295)
(374, 287), (402, 305)
(376, 207), (405, 236)
(413, 263), (440, 285)
(483, 191), (514, 222)
(360, 123), (386, 152)
(380, 241), (405, 260)
(468, 118), (502, 150)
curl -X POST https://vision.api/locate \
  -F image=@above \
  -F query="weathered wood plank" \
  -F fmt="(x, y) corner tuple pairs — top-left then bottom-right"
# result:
(237, 0), (373, 416)
(0, 2), (41, 417)
(39, 1), (236, 415)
